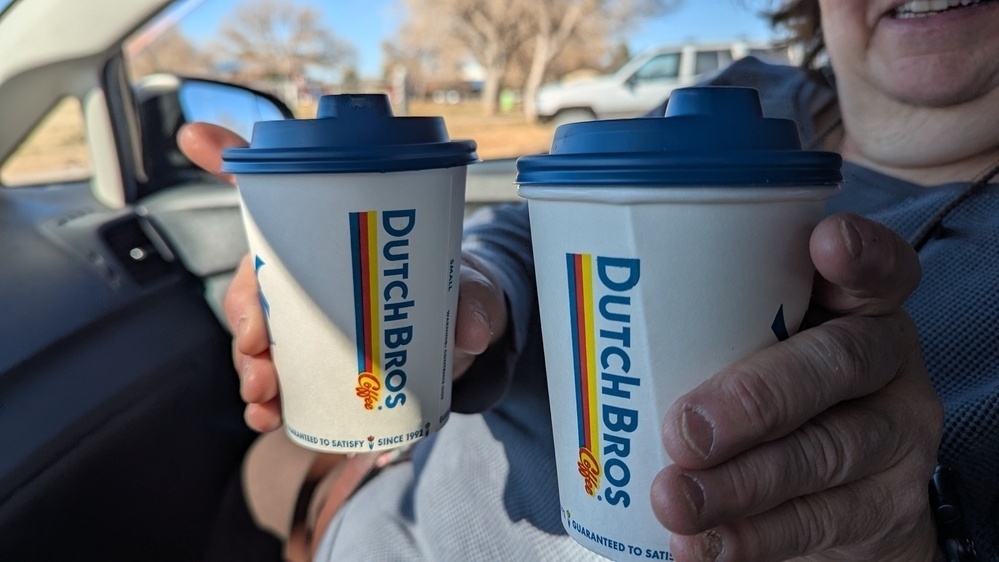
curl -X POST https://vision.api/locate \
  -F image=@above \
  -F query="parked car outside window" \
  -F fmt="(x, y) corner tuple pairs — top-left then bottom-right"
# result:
(534, 41), (790, 126)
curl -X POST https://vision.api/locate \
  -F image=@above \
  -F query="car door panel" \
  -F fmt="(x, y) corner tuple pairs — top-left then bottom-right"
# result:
(0, 182), (254, 561)
(138, 181), (249, 324)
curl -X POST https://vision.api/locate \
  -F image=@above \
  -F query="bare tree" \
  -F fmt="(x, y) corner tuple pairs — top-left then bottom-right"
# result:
(394, 0), (679, 117)
(397, 0), (533, 115)
(214, 0), (355, 88)
(506, 24), (624, 93)
(128, 28), (215, 80)
(521, 0), (682, 121)
(382, 30), (466, 103)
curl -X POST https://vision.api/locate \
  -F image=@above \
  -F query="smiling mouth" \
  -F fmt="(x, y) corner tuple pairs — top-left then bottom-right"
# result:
(893, 0), (997, 18)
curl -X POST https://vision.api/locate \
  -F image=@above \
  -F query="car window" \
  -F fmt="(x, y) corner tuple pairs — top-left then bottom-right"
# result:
(694, 49), (735, 76)
(694, 51), (720, 75)
(126, 0), (556, 160)
(0, 97), (92, 187)
(719, 49), (734, 67)
(632, 53), (681, 82)
(123, 0), (786, 162)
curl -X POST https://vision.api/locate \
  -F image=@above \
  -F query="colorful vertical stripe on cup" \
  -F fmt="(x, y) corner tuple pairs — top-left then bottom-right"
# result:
(350, 211), (382, 409)
(567, 253), (601, 496)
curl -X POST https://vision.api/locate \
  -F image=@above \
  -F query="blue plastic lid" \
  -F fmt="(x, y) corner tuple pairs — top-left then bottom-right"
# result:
(221, 94), (478, 174)
(516, 87), (841, 187)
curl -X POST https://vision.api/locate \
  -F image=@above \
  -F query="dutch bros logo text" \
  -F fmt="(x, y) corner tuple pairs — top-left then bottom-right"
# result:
(566, 253), (642, 508)
(350, 209), (417, 411)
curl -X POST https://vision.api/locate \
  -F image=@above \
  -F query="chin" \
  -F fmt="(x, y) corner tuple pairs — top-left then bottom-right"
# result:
(885, 80), (993, 107)
(874, 57), (999, 108)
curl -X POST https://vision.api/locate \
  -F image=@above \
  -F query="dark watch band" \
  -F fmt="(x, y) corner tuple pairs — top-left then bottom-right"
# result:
(929, 464), (979, 562)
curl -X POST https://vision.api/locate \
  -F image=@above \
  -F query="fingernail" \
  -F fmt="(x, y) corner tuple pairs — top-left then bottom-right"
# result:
(680, 474), (705, 518)
(695, 530), (724, 562)
(470, 301), (492, 335)
(839, 218), (862, 260)
(681, 407), (714, 460)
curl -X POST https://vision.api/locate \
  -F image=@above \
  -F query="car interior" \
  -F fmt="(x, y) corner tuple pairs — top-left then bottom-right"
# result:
(0, 0), (521, 559)
(0, 0), (271, 559)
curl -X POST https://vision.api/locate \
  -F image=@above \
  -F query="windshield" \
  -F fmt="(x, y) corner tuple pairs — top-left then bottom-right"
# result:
(125, 0), (784, 160)
(1, 0), (788, 188)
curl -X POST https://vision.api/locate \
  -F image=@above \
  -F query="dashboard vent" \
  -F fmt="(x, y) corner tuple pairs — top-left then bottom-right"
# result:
(101, 216), (176, 287)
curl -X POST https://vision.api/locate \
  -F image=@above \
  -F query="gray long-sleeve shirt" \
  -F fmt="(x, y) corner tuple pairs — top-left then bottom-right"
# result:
(316, 58), (999, 561)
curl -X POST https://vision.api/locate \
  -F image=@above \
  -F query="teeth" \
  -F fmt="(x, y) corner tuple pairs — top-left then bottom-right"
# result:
(895, 0), (981, 16)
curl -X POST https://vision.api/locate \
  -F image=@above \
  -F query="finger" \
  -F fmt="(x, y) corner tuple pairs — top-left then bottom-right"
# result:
(809, 213), (921, 316)
(452, 253), (509, 379)
(176, 122), (248, 186)
(224, 254), (271, 356)
(668, 463), (938, 562)
(245, 397), (283, 433)
(661, 312), (921, 469)
(652, 369), (941, 534)
(236, 348), (280, 405)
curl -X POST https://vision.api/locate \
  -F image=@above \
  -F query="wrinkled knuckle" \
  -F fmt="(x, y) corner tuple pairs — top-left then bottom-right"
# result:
(719, 366), (787, 430)
(853, 479), (913, 546)
(837, 485), (883, 545)
(722, 458), (767, 518)
(792, 417), (854, 487)
(789, 497), (833, 552)
(803, 318), (879, 392)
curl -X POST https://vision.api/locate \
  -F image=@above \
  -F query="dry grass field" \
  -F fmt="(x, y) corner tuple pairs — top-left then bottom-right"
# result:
(406, 100), (556, 160)
(295, 98), (557, 159)
(1, 98), (92, 186)
(2, 96), (555, 187)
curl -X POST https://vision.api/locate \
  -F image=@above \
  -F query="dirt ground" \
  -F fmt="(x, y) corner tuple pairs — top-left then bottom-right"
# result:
(297, 98), (557, 159)
(1, 97), (555, 187)
(406, 100), (556, 160)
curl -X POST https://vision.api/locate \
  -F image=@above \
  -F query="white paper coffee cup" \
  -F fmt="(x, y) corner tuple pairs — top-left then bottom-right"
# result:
(520, 186), (835, 560)
(223, 94), (477, 453)
(517, 87), (841, 560)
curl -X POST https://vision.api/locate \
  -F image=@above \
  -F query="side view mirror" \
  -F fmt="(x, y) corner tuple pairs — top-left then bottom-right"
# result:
(625, 74), (639, 90)
(176, 78), (294, 140)
(133, 75), (294, 198)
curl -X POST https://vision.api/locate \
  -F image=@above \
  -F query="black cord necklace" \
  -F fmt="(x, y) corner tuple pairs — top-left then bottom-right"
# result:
(908, 157), (999, 251)
(802, 95), (999, 253)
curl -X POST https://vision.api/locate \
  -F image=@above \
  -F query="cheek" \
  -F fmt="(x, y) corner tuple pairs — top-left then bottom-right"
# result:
(819, 2), (873, 75)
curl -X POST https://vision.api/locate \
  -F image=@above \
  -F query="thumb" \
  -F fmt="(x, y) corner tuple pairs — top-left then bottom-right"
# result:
(809, 213), (921, 316)
(177, 122), (248, 186)
(452, 252), (509, 378)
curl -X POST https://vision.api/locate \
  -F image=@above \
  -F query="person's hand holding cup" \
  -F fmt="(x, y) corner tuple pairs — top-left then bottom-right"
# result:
(179, 96), (506, 450)
(653, 213), (943, 561)
(519, 87), (846, 561)
(209, 251), (511, 433)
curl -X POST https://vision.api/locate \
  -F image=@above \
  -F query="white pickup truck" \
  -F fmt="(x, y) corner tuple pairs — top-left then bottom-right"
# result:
(535, 41), (789, 125)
